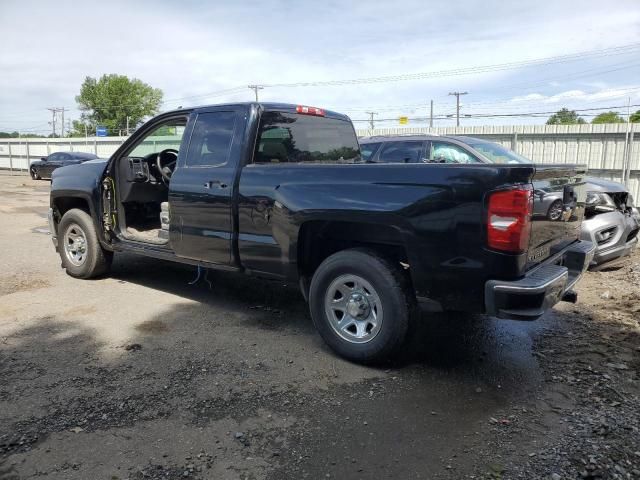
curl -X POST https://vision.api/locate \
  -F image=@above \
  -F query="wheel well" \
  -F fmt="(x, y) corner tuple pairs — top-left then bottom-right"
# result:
(52, 197), (91, 232)
(297, 221), (410, 294)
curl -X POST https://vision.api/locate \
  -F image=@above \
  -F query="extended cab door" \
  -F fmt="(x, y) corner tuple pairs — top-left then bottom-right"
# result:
(168, 106), (245, 266)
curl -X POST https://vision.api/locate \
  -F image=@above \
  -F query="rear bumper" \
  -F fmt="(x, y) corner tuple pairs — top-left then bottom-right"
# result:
(485, 240), (595, 320)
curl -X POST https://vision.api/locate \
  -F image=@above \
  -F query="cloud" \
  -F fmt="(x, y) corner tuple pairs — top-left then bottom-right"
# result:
(0, 0), (639, 130)
(510, 87), (640, 105)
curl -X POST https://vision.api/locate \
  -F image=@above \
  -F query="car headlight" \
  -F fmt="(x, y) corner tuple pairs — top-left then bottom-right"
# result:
(585, 192), (616, 212)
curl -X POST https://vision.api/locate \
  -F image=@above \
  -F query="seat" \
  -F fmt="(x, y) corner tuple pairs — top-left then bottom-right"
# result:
(260, 140), (288, 163)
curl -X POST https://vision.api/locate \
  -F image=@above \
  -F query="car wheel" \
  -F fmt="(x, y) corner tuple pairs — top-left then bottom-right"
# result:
(58, 208), (113, 279)
(309, 248), (413, 364)
(547, 200), (564, 221)
(30, 167), (39, 180)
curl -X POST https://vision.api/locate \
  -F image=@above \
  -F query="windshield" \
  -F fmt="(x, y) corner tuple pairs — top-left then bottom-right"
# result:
(360, 142), (381, 161)
(462, 140), (531, 164)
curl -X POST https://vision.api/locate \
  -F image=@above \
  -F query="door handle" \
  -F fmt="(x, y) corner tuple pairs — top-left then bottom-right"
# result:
(204, 180), (228, 189)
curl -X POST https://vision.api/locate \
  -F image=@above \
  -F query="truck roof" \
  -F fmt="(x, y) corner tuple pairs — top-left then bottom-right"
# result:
(165, 102), (352, 122)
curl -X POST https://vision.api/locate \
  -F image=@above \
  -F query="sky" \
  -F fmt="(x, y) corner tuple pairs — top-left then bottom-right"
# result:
(1, 0), (639, 134)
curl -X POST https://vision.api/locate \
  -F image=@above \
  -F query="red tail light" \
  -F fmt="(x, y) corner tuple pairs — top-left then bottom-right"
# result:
(296, 105), (325, 116)
(487, 186), (533, 253)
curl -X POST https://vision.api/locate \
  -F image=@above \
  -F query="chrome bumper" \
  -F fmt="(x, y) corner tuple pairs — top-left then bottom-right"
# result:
(47, 207), (58, 249)
(485, 240), (596, 320)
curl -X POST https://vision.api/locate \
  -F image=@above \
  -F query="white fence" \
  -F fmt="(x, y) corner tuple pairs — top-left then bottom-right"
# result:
(1, 122), (638, 199)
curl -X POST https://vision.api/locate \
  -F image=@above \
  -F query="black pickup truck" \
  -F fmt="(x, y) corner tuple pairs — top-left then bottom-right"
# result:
(48, 102), (595, 363)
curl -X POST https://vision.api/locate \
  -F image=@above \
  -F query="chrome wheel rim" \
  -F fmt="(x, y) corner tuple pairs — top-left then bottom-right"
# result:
(63, 223), (88, 266)
(549, 202), (563, 221)
(324, 274), (383, 344)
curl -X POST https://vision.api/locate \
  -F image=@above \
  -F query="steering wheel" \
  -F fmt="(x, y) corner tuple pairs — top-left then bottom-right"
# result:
(156, 149), (178, 182)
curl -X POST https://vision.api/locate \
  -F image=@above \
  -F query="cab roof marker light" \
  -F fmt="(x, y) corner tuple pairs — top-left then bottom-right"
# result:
(296, 105), (325, 116)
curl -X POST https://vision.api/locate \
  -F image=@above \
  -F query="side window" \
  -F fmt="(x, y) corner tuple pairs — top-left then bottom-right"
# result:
(186, 112), (237, 167)
(48, 153), (61, 161)
(59, 153), (70, 160)
(360, 142), (381, 162)
(127, 119), (187, 158)
(377, 141), (423, 163)
(429, 142), (479, 164)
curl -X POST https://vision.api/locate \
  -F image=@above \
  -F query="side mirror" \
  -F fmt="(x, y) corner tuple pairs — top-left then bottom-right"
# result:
(41, 157), (47, 161)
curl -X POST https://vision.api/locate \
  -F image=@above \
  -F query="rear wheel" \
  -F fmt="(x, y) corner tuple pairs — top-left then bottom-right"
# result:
(547, 200), (563, 221)
(309, 248), (413, 364)
(58, 208), (113, 278)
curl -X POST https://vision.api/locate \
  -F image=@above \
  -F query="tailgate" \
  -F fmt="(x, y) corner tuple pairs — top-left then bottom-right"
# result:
(527, 164), (588, 269)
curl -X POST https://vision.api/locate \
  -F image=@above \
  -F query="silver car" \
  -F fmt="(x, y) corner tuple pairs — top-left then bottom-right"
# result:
(580, 178), (640, 268)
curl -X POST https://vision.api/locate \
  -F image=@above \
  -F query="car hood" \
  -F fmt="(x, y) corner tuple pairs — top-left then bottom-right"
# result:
(584, 177), (628, 193)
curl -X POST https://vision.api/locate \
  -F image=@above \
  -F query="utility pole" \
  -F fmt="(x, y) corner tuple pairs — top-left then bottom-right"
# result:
(624, 96), (632, 186)
(47, 107), (67, 137)
(47, 108), (58, 137)
(429, 100), (434, 128)
(126, 116), (130, 136)
(448, 92), (468, 127)
(248, 85), (264, 102)
(365, 111), (378, 131)
(60, 107), (67, 137)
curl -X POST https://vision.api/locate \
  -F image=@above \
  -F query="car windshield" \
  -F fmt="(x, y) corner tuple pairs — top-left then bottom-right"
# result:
(461, 140), (531, 164)
(360, 142), (380, 161)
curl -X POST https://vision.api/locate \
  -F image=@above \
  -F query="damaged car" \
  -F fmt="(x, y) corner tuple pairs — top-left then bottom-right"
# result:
(581, 178), (640, 268)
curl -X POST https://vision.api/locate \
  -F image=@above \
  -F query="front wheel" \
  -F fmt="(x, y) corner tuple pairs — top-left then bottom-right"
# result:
(309, 248), (413, 364)
(30, 167), (39, 180)
(58, 208), (113, 278)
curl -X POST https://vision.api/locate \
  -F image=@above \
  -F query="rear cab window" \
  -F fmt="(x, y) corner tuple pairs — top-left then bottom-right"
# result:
(253, 111), (360, 164)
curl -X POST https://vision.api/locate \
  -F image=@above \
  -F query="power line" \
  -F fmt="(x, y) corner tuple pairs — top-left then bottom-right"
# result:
(261, 42), (640, 88)
(351, 103), (640, 123)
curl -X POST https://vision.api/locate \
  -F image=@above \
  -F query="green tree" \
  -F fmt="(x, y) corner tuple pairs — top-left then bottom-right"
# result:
(631, 110), (640, 123)
(0, 131), (45, 138)
(74, 74), (163, 136)
(546, 108), (586, 125)
(591, 111), (625, 124)
(0, 131), (20, 138)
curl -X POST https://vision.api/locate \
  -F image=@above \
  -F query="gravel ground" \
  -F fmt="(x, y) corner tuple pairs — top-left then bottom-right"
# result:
(0, 173), (638, 479)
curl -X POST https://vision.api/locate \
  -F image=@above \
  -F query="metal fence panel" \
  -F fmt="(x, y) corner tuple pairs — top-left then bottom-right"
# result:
(2, 123), (638, 199)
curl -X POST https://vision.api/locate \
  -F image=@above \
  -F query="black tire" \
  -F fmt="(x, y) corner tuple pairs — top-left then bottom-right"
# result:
(309, 248), (414, 364)
(547, 199), (563, 221)
(58, 208), (113, 279)
(30, 167), (39, 180)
